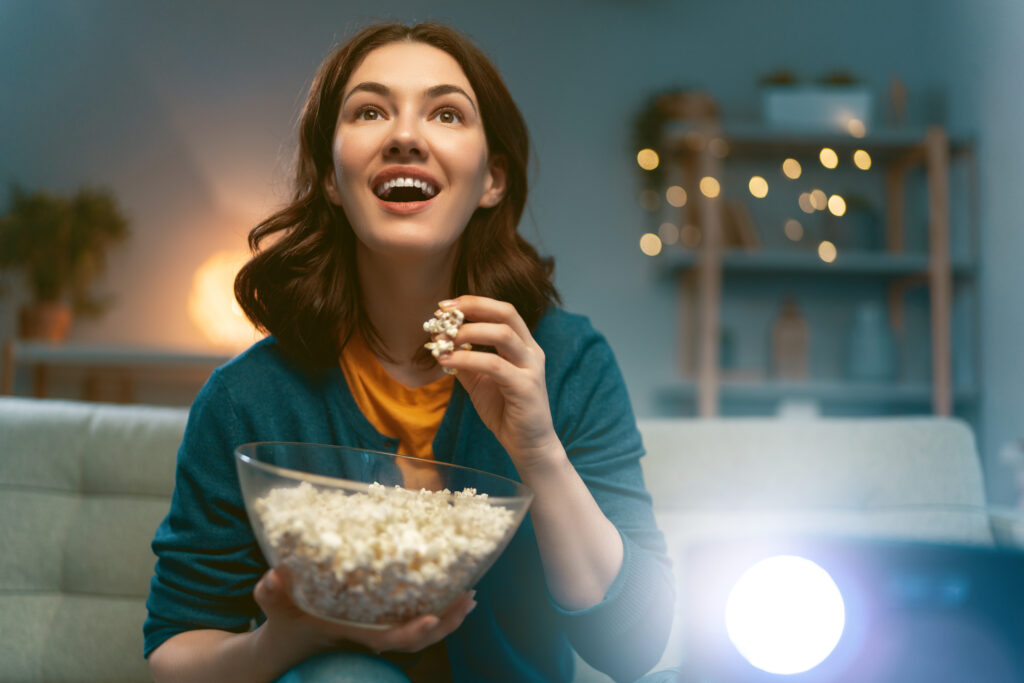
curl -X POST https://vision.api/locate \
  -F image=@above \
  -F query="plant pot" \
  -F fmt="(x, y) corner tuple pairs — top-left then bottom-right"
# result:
(18, 302), (73, 342)
(761, 86), (873, 132)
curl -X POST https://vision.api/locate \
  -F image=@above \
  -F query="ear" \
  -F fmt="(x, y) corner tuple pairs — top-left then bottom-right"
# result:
(478, 154), (507, 209)
(323, 171), (343, 206)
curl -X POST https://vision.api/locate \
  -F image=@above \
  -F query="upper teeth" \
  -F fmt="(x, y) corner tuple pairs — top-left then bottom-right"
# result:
(375, 177), (437, 197)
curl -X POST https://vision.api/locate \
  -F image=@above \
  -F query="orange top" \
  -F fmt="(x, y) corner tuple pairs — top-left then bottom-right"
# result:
(339, 334), (453, 490)
(339, 335), (456, 680)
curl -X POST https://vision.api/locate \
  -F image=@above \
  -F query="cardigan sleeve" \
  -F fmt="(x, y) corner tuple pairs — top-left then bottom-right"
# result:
(545, 320), (675, 682)
(143, 370), (266, 657)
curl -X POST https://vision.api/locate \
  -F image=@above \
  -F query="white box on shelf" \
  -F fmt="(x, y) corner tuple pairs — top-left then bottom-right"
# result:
(762, 86), (873, 132)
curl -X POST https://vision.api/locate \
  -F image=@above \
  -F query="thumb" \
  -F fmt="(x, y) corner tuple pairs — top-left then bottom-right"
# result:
(254, 568), (287, 609)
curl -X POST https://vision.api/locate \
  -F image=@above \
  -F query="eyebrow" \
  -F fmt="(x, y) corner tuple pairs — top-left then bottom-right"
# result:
(342, 81), (478, 115)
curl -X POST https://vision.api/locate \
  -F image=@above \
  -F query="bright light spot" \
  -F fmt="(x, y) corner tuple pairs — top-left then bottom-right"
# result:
(819, 147), (839, 169)
(810, 189), (828, 211)
(853, 149), (872, 170)
(726, 555), (845, 675)
(828, 194), (847, 216)
(666, 185), (688, 207)
(699, 176), (721, 198)
(782, 158), (802, 180)
(798, 193), (815, 214)
(784, 219), (804, 241)
(637, 148), (660, 171)
(749, 176), (769, 198)
(847, 118), (867, 138)
(658, 222), (680, 245)
(639, 232), (663, 256)
(640, 189), (661, 212)
(680, 224), (702, 247)
(709, 137), (730, 158)
(188, 250), (263, 351)
(818, 240), (838, 263)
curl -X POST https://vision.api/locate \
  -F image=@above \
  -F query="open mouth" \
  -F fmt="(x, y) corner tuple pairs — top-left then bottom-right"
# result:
(374, 177), (439, 203)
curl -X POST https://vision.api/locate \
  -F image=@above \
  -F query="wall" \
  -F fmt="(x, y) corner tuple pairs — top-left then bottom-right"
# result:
(1, 1), (1019, 500)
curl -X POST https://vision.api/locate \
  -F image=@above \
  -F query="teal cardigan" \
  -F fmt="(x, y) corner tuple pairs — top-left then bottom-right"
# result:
(144, 308), (674, 682)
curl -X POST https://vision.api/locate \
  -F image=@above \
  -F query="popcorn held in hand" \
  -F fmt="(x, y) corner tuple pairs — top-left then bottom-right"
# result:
(254, 482), (516, 625)
(423, 305), (471, 374)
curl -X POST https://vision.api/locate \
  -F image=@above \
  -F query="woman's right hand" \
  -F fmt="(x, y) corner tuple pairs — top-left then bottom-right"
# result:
(253, 567), (477, 658)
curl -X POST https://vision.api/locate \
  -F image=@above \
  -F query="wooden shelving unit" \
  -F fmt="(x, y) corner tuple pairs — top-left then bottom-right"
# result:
(652, 116), (977, 418)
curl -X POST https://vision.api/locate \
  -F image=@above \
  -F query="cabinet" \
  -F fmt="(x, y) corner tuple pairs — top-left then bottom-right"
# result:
(647, 115), (977, 419)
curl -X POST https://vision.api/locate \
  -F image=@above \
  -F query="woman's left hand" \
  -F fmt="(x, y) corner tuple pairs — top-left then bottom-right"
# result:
(434, 295), (562, 473)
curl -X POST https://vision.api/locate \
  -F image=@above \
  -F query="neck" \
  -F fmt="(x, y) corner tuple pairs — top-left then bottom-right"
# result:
(356, 244), (456, 367)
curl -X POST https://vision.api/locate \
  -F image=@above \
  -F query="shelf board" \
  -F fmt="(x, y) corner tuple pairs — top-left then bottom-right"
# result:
(657, 379), (978, 407)
(659, 248), (977, 277)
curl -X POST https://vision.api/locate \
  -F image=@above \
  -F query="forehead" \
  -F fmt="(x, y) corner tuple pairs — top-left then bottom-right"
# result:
(345, 41), (476, 100)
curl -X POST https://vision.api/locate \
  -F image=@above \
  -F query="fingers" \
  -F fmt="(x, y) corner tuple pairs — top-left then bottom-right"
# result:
(368, 591), (477, 653)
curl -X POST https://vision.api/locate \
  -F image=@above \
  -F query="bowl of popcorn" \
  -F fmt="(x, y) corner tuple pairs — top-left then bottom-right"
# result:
(235, 442), (532, 628)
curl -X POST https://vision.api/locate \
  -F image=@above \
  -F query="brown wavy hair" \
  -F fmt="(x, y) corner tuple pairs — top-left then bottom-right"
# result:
(234, 22), (558, 369)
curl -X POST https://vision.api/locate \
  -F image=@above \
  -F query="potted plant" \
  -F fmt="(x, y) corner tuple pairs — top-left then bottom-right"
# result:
(0, 185), (130, 341)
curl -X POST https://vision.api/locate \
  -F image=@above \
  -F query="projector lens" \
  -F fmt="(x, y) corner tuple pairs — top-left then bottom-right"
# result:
(725, 554), (846, 675)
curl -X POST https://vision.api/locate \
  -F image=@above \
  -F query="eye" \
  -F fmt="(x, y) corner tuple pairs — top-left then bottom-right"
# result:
(355, 105), (385, 121)
(434, 107), (463, 125)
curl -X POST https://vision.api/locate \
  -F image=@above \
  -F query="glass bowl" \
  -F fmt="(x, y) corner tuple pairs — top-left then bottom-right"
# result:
(235, 442), (532, 628)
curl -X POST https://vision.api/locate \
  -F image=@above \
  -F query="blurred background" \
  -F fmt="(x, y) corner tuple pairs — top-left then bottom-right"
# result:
(1, 0), (1021, 504)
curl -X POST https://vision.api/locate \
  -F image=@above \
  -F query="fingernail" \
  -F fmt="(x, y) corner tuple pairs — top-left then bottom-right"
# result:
(439, 299), (457, 310)
(265, 572), (278, 592)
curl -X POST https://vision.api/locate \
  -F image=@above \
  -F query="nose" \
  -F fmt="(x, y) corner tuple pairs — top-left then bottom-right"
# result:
(384, 113), (426, 160)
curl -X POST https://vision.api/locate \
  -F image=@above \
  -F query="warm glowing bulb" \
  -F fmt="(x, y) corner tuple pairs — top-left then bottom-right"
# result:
(853, 149), (872, 170)
(639, 233), (662, 256)
(847, 118), (867, 138)
(658, 222), (680, 244)
(666, 185), (688, 207)
(798, 193), (815, 214)
(637, 148), (660, 171)
(782, 158), (802, 179)
(725, 555), (846, 675)
(749, 176), (769, 198)
(188, 250), (262, 350)
(784, 219), (804, 241)
(818, 240), (838, 263)
(810, 189), (828, 211)
(699, 176), (721, 198)
(828, 194), (847, 216)
(819, 147), (839, 169)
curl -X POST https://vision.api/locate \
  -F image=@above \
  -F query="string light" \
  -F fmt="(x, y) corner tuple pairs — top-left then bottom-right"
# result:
(819, 148), (839, 169)
(699, 176), (721, 198)
(847, 118), (867, 138)
(818, 240), (838, 263)
(810, 189), (828, 211)
(798, 193), (815, 214)
(749, 176), (769, 198)
(666, 185), (688, 207)
(639, 232), (663, 256)
(782, 158), (802, 180)
(853, 149), (872, 170)
(784, 219), (804, 241)
(828, 194), (847, 216)
(637, 148), (660, 171)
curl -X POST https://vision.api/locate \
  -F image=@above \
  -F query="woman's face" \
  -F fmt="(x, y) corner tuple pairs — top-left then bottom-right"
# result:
(325, 41), (505, 262)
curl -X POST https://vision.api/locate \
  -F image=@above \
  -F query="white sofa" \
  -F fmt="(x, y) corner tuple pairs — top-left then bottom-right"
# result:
(0, 397), (988, 682)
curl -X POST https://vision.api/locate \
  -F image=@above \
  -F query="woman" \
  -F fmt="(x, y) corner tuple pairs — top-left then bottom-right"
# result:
(145, 22), (674, 683)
